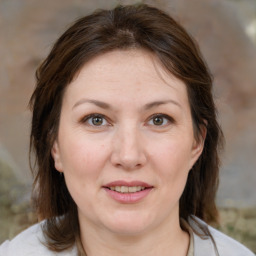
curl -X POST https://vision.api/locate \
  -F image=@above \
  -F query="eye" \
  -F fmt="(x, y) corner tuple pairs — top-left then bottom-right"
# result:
(82, 114), (109, 127)
(148, 114), (173, 126)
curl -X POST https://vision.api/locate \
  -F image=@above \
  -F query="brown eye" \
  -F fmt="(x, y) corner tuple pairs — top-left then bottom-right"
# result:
(82, 114), (108, 127)
(153, 116), (164, 125)
(148, 114), (173, 127)
(92, 116), (103, 126)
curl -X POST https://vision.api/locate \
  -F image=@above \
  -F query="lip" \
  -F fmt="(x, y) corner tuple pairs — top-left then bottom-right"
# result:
(104, 180), (153, 188)
(102, 180), (154, 204)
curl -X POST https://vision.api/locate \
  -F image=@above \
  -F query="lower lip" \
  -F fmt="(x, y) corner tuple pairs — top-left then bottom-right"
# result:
(103, 188), (153, 203)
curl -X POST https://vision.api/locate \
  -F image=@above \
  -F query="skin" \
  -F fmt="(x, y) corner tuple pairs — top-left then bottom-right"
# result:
(51, 49), (205, 256)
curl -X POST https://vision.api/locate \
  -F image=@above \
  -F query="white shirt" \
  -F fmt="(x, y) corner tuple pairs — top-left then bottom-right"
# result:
(0, 217), (255, 256)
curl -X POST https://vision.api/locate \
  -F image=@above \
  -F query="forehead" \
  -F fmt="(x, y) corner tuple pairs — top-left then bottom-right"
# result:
(64, 49), (189, 108)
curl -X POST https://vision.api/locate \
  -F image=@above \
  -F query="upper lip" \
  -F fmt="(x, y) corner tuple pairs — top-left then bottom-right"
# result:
(103, 180), (153, 188)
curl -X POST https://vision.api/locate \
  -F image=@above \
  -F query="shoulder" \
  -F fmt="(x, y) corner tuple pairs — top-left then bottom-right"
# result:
(189, 216), (255, 256)
(0, 222), (49, 256)
(209, 225), (255, 255)
(0, 222), (77, 256)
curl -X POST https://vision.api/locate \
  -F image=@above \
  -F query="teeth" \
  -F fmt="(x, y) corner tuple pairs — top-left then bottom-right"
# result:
(128, 186), (136, 193)
(121, 186), (128, 193)
(109, 186), (146, 193)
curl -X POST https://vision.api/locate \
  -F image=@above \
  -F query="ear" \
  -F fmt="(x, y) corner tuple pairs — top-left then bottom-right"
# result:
(189, 124), (207, 169)
(51, 140), (63, 172)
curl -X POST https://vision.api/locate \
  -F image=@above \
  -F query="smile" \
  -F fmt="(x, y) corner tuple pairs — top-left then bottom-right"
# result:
(103, 180), (153, 203)
(108, 186), (146, 193)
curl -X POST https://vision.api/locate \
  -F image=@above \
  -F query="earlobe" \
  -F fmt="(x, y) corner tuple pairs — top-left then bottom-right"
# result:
(51, 140), (63, 172)
(190, 124), (207, 168)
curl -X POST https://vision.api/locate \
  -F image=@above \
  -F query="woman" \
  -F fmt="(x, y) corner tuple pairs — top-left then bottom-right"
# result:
(0, 4), (254, 256)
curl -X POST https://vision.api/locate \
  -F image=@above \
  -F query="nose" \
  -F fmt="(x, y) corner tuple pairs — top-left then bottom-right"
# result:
(110, 125), (147, 170)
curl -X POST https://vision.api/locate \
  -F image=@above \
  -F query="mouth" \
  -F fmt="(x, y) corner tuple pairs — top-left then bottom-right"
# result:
(102, 180), (153, 203)
(103, 180), (153, 193)
(105, 185), (148, 193)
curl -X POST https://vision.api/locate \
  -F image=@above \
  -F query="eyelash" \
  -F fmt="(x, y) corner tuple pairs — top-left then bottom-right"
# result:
(80, 113), (175, 128)
(147, 113), (175, 127)
(81, 114), (109, 127)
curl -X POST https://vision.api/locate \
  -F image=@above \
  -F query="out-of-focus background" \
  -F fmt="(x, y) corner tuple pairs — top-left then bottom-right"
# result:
(0, 0), (256, 252)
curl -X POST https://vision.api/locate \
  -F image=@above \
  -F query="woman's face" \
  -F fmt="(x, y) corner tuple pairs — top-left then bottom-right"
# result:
(52, 49), (204, 236)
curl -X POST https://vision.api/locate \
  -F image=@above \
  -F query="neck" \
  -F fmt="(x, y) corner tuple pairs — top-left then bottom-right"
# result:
(79, 214), (190, 256)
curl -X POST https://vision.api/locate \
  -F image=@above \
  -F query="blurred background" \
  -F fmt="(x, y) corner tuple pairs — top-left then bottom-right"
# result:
(0, 0), (256, 252)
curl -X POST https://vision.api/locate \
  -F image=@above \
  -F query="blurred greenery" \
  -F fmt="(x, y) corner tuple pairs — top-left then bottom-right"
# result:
(218, 208), (256, 253)
(0, 159), (36, 242)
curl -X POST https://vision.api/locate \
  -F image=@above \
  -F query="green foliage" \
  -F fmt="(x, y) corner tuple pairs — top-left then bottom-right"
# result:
(219, 208), (256, 253)
(0, 159), (36, 242)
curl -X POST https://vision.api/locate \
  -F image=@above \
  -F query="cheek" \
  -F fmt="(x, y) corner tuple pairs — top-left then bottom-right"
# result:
(61, 136), (106, 173)
(61, 141), (107, 208)
(151, 140), (192, 172)
(59, 138), (109, 198)
(149, 138), (192, 194)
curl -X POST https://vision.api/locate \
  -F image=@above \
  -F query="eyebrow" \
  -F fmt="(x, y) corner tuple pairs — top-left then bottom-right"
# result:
(144, 100), (181, 110)
(72, 99), (112, 110)
(72, 98), (181, 110)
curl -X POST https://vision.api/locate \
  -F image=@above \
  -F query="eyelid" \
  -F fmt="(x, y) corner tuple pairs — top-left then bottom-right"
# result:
(80, 113), (111, 126)
(147, 113), (175, 126)
(80, 113), (174, 127)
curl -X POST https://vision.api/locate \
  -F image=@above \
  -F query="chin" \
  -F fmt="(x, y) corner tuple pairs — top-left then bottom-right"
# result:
(103, 213), (153, 236)
(107, 223), (148, 236)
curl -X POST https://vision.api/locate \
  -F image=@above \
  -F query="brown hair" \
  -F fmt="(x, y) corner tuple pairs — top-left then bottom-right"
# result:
(30, 3), (223, 253)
